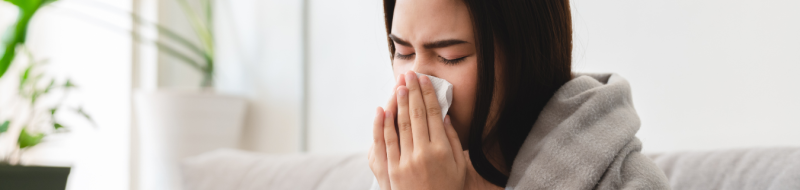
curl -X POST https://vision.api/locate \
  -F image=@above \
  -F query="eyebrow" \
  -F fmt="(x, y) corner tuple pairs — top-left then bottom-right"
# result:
(389, 34), (469, 49)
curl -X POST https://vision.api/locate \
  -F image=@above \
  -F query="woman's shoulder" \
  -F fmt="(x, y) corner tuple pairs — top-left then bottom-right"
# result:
(504, 72), (668, 189)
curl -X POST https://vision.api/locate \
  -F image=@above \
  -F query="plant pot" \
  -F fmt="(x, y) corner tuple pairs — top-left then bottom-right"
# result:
(0, 165), (70, 190)
(133, 90), (247, 190)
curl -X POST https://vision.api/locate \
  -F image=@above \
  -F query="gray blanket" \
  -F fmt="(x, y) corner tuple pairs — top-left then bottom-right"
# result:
(506, 73), (670, 189)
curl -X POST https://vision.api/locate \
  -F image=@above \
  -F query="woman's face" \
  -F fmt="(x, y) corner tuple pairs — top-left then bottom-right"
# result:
(390, 0), (476, 146)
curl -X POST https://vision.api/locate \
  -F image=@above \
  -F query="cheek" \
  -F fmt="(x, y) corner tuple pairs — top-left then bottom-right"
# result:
(449, 76), (476, 133)
(439, 64), (477, 144)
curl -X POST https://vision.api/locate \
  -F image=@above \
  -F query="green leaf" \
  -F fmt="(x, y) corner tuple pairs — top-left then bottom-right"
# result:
(55, 0), (211, 87)
(76, 107), (96, 127)
(4, 0), (57, 13)
(204, 0), (212, 34)
(0, 121), (9, 133)
(53, 123), (63, 130)
(49, 108), (57, 115)
(82, 1), (209, 60)
(176, 0), (214, 59)
(1, 0), (42, 78)
(44, 78), (55, 93)
(64, 79), (76, 88)
(4, 0), (41, 13)
(154, 42), (205, 70)
(0, 0), (55, 78)
(41, 0), (58, 6)
(30, 90), (39, 104)
(19, 63), (31, 86)
(0, 40), (17, 79)
(18, 128), (44, 149)
(174, 0), (214, 88)
(33, 73), (43, 81)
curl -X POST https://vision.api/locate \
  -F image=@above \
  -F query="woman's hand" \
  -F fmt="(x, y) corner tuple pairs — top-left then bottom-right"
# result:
(369, 74), (406, 190)
(370, 71), (468, 190)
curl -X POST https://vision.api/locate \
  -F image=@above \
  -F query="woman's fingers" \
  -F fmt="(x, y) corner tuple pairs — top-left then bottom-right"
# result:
(384, 74), (406, 115)
(396, 86), (414, 159)
(383, 74), (404, 167)
(418, 75), (448, 144)
(444, 115), (465, 165)
(374, 107), (395, 190)
(372, 107), (387, 165)
(404, 71), (431, 147)
(383, 109), (400, 167)
(368, 144), (374, 162)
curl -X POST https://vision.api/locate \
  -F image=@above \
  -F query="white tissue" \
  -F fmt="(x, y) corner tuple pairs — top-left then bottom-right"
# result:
(415, 73), (453, 120)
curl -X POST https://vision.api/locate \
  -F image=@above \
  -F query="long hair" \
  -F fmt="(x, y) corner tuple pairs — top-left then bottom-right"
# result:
(383, 0), (573, 187)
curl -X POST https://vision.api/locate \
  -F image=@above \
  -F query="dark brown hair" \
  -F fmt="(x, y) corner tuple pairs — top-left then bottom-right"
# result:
(383, 0), (573, 187)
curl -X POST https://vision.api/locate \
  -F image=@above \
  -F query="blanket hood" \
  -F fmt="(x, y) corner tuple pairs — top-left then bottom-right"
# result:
(505, 73), (669, 189)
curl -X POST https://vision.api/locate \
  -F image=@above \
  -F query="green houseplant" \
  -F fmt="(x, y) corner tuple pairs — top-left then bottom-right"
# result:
(1, 1), (244, 189)
(0, 0), (56, 79)
(19, 0), (243, 188)
(172, 0), (215, 88)
(129, 0), (216, 87)
(0, 48), (93, 190)
(0, 0), (94, 189)
(1, 47), (95, 162)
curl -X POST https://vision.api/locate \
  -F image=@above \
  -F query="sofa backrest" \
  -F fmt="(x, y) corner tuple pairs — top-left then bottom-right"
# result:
(183, 148), (800, 190)
(648, 147), (800, 190)
(182, 149), (373, 190)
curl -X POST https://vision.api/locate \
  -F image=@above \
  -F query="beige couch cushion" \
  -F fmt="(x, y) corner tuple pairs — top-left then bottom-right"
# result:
(649, 147), (800, 190)
(181, 149), (372, 190)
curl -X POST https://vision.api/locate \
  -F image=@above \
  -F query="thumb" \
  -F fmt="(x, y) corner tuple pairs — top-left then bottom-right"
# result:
(444, 115), (465, 165)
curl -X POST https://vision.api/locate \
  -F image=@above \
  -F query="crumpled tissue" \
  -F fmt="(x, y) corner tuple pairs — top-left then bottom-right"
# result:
(415, 72), (453, 120)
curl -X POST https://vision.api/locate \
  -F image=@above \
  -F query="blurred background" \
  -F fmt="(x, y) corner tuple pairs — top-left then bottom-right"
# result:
(0, 0), (797, 189)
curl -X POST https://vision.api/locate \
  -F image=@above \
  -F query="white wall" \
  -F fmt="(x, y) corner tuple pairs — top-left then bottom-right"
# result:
(213, 0), (305, 153)
(302, 0), (800, 154)
(0, 0), (132, 189)
(570, 0), (800, 152)
(155, 0), (306, 153)
(306, 0), (394, 153)
(155, 0), (800, 155)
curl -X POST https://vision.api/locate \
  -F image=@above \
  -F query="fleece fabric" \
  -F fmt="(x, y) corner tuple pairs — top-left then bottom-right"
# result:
(505, 73), (670, 190)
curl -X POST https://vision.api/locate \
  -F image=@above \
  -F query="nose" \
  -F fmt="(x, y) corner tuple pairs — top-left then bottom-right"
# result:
(410, 56), (437, 77)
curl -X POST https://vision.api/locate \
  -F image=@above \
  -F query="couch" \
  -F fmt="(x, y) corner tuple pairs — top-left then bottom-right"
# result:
(182, 148), (800, 190)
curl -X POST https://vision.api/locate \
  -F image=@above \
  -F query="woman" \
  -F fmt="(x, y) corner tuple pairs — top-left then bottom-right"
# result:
(367, 0), (670, 189)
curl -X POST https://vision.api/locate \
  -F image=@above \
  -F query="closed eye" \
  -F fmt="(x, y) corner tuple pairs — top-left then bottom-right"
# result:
(439, 56), (467, 65)
(395, 53), (415, 60)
